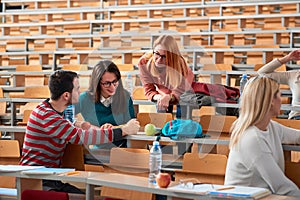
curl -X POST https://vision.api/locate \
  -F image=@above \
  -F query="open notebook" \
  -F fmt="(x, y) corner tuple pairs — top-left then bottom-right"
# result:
(168, 184), (271, 199)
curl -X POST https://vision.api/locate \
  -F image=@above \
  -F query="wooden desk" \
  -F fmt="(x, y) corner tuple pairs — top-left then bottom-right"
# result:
(0, 170), (106, 200)
(87, 172), (296, 200)
(0, 168), (298, 200)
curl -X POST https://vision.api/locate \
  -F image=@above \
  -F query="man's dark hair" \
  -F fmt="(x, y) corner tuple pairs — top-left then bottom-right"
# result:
(49, 70), (78, 100)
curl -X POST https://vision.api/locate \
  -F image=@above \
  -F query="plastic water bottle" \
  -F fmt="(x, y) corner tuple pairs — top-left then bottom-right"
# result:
(64, 105), (75, 123)
(148, 141), (162, 185)
(124, 74), (134, 95)
(240, 74), (248, 95)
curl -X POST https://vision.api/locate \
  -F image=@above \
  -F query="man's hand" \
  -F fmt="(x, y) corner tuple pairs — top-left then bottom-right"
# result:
(74, 120), (91, 130)
(80, 121), (91, 130)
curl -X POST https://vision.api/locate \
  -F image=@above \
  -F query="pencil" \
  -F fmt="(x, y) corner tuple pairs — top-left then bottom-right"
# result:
(216, 186), (235, 191)
(66, 171), (80, 176)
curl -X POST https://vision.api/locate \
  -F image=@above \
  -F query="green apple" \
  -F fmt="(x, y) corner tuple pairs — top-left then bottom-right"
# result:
(145, 123), (156, 136)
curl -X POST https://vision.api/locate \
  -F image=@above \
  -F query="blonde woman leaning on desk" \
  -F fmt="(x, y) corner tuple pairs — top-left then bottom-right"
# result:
(138, 35), (194, 118)
(258, 49), (300, 119)
(225, 76), (300, 197)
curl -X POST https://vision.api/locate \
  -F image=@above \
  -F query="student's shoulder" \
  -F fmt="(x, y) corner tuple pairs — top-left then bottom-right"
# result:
(239, 127), (272, 154)
(79, 91), (93, 101)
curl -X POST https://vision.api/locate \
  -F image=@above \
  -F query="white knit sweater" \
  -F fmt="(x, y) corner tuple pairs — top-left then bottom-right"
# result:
(225, 121), (300, 197)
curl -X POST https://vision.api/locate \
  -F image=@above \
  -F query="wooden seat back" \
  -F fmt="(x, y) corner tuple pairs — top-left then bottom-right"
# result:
(192, 106), (216, 122)
(15, 65), (44, 87)
(61, 144), (85, 171)
(132, 86), (147, 100)
(61, 64), (88, 71)
(109, 147), (149, 169)
(0, 140), (21, 188)
(101, 148), (152, 200)
(17, 109), (32, 126)
(272, 118), (300, 130)
(16, 109), (32, 149)
(198, 115), (236, 155)
(175, 153), (227, 184)
(273, 117), (300, 165)
(0, 87), (6, 115)
(200, 115), (237, 134)
(137, 112), (173, 129)
(23, 86), (50, 99)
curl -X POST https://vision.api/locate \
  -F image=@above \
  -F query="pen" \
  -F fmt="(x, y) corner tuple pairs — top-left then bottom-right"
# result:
(66, 171), (80, 176)
(216, 186), (235, 191)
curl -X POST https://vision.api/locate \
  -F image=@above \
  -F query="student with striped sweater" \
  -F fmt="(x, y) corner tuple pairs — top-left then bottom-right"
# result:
(20, 70), (140, 193)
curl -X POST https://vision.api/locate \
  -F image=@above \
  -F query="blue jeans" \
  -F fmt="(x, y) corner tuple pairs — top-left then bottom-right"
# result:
(292, 115), (300, 120)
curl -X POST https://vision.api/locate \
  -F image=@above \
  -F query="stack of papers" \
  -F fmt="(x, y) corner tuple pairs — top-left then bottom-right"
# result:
(0, 165), (75, 175)
(0, 165), (45, 172)
(168, 184), (271, 199)
(21, 167), (75, 175)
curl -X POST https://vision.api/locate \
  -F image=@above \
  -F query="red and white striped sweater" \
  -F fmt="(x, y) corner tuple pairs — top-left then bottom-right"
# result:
(20, 99), (123, 168)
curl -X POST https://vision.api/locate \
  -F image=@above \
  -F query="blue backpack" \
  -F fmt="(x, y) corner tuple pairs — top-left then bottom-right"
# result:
(161, 119), (204, 140)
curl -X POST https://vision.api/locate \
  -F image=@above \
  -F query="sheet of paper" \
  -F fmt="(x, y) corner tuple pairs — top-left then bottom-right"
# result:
(0, 165), (45, 172)
(21, 167), (75, 175)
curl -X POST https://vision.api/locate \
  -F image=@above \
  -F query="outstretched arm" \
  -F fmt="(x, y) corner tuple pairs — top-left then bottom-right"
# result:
(258, 50), (300, 74)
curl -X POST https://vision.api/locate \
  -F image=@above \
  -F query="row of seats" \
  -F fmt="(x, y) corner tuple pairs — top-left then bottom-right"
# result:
(0, 1), (298, 70)
(1, 13), (299, 36)
(3, 0), (298, 19)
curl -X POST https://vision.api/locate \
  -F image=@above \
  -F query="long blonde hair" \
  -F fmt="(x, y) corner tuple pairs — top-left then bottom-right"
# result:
(229, 76), (280, 148)
(148, 35), (189, 88)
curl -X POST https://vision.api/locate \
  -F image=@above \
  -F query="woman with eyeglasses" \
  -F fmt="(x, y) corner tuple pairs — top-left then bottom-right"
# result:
(74, 60), (139, 148)
(258, 49), (300, 119)
(138, 35), (194, 118)
(225, 76), (300, 197)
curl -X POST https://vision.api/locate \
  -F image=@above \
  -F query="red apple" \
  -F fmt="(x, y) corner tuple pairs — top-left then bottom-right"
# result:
(156, 172), (171, 188)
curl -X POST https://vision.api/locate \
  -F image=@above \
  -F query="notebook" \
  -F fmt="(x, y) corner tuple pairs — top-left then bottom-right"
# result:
(21, 167), (75, 175)
(208, 185), (271, 199)
(168, 184), (271, 199)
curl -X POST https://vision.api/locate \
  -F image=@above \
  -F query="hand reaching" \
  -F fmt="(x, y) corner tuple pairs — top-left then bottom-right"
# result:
(100, 123), (114, 129)
(138, 56), (147, 67)
(287, 50), (300, 61)
(80, 121), (91, 130)
(121, 119), (140, 136)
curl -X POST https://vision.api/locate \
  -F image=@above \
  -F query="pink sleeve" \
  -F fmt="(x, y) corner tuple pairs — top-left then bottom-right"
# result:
(171, 67), (194, 101)
(139, 61), (159, 101)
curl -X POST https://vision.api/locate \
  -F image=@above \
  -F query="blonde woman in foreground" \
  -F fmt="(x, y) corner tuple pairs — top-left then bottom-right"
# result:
(225, 76), (300, 197)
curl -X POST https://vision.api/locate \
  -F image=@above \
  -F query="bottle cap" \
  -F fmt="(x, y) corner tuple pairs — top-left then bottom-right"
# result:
(242, 74), (247, 79)
(153, 141), (159, 146)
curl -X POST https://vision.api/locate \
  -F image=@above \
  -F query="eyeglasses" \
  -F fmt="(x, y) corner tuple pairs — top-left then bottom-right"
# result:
(179, 178), (215, 189)
(153, 51), (166, 60)
(100, 79), (119, 88)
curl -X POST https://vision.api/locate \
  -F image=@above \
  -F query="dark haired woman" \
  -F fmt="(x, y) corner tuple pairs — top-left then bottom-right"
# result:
(74, 60), (139, 148)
